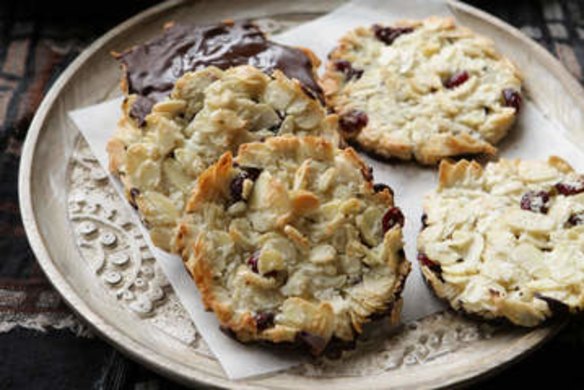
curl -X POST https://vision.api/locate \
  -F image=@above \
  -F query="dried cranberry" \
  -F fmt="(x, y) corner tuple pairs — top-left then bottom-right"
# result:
(372, 24), (414, 45)
(520, 191), (550, 214)
(254, 311), (275, 331)
(264, 270), (279, 279)
(339, 109), (368, 134)
(230, 175), (246, 203)
(418, 253), (443, 280)
(502, 89), (522, 112)
(555, 179), (584, 196)
(230, 166), (262, 202)
(333, 60), (364, 81)
(567, 212), (584, 227)
(418, 253), (435, 267)
(247, 251), (260, 273)
(443, 71), (469, 89)
(333, 60), (351, 73)
(382, 207), (405, 233)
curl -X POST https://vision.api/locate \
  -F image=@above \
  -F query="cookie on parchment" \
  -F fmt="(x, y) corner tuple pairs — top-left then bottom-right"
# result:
(107, 66), (339, 250)
(322, 17), (522, 165)
(418, 157), (584, 326)
(173, 136), (410, 355)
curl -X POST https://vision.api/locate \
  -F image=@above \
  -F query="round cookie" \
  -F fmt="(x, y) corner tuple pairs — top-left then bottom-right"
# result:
(322, 17), (522, 165)
(418, 157), (584, 326)
(173, 136), (410, 355)
(107, 65), (339, 250)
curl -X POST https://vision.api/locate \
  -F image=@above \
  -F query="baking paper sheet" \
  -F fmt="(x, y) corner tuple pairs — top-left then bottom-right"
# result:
(68, 0), (584, 380)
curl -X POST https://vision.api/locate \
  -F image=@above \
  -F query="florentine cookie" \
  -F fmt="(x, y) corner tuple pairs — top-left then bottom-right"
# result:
(107, 66), (339, 250)
(113, 20), (323, 126)
(174, 136), (410, 355)
(322, 17), (522, 165)
(418, 157), (584, 326)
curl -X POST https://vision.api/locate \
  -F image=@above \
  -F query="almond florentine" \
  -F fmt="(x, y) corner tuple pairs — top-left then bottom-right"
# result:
(174, 136), (410, 355)
(322, 17), (522, 165)
(418, 157), (584, 326)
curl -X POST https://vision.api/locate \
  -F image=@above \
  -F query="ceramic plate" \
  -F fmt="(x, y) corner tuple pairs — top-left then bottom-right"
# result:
(21, 0), (583, 388)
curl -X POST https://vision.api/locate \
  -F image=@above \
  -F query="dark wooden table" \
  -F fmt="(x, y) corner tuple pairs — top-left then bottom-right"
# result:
(1, 1), (583, 388)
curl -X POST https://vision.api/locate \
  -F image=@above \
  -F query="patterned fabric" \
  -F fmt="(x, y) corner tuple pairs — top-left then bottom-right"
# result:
(0, 1), (583, 389)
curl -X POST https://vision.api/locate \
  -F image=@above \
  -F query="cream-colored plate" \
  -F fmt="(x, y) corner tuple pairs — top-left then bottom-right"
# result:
(20, 0), (582, 388)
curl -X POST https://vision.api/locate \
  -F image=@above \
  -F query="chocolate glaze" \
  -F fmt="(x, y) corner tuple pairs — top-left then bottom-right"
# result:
(117, 20), (323, 125)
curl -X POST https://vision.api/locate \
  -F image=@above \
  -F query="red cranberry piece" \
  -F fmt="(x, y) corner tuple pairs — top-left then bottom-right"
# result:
(339, 109), (368, 134)
(254, 311), (275, 331)
(555, 179), (584, 196)
(372, 25), (414, 45)
(502, 89), (522, 112)
(567, 212), (584, 227)
(333, 60), (351, 72)
(247, 251), (260, 273)
(230, 166), (263, 202)
(382, 207), (405, 233)
(333, 60), (364, 81)
(520, 191), (550, 214)
(230, 175), (246, 203)
(443, 71), (469, 89)
(418, 253), (436, 267)
(418, 253), (443, 280)
(264, 270), (280, 279)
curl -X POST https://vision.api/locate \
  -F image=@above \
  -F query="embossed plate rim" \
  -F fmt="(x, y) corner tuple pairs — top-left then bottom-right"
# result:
(19, 0), (580, 388)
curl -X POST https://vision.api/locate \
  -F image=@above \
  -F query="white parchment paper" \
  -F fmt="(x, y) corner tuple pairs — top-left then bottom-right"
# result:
(69, 98), (303, 379)
(68, 0), (584, 380)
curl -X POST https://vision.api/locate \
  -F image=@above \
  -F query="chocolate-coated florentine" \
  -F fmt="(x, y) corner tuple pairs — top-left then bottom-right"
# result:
(115, 20), (323, 124)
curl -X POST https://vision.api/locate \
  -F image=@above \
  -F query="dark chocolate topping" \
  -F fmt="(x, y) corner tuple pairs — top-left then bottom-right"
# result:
(117, 20), (323, 125)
